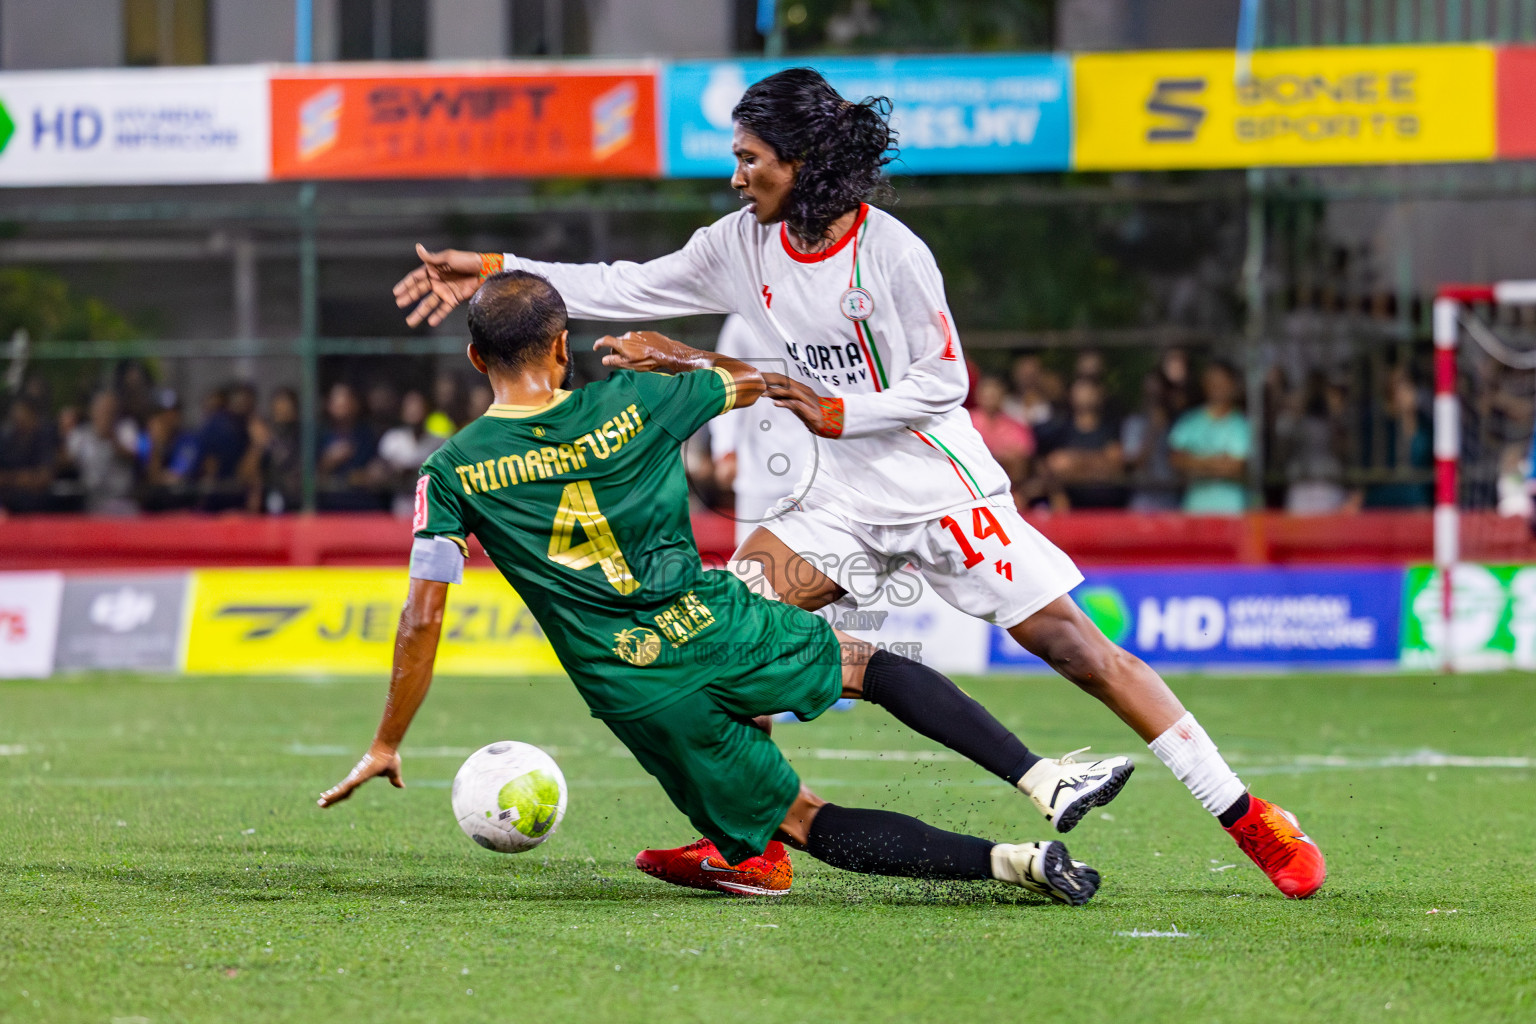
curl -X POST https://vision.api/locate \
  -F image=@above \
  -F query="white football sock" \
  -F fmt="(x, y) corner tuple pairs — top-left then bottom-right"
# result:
(1148, 713), (1246, 819)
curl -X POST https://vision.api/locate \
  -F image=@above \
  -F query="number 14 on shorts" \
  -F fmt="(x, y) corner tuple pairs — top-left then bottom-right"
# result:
(939, 506), (1013, 580)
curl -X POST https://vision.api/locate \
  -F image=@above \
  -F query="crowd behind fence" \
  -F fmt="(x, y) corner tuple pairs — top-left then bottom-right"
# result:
(9, 340), (1531, 521)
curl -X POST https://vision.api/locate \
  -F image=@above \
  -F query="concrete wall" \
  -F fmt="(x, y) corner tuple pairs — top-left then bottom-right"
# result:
(430, 0), (506, 59)
(2, 0), (121, 68)
(587, 0), (729, 57)
(1057, 0), (1242, 51)
(213, 0), (297, 63)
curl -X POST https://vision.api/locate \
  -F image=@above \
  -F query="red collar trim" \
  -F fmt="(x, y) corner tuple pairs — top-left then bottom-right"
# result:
(779, 204), (869, 264)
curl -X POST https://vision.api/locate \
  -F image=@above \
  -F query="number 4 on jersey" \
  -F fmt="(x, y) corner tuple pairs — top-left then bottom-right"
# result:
(549, 480), (639, 594)
(939, 506), (1013, 577)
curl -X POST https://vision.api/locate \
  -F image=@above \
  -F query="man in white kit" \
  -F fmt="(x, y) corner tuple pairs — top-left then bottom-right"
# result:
(392, 68), (1325, 899)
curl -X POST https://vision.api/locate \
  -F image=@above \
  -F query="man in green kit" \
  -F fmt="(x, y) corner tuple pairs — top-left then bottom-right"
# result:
(318, 270), (1112, 904)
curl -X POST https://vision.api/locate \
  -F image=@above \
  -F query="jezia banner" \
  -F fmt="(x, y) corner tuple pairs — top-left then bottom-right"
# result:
(270, 64), (660, 180)
(664, 54), (1072, 177)
(990, 565), (1404, 670)
(183, 568), (562, 676)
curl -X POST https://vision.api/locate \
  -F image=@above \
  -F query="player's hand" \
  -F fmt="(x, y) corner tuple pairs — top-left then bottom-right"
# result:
(765, 374), (836, 435)
(317, 744), (404, 808)
(393, 244), (486, 328)
(594, 331), (702, 373)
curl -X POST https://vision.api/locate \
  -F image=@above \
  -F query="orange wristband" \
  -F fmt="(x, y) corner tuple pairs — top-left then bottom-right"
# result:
(478, 252), (505, 281)
(814, 397), (845, 439)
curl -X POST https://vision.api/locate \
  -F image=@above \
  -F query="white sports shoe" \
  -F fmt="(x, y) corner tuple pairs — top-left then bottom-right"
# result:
(1018, 748), (1134, 833)
(990, 841), (1100, 905)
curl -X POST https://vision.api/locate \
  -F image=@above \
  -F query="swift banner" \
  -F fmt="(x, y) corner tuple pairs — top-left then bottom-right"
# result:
(0, 66), (269, 185)
(1400, 564), (1536, 670)
(0, 571), (63, 678)
(270, 65), (659, 180)
(183, 568), (561, 675)
(665, 54), (1071, 177)
(1074, 45), (1495, 170)
(990, 566), (1404, 670)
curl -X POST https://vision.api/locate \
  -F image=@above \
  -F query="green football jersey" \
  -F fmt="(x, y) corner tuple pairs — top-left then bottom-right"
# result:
(413, 366), (747, 720)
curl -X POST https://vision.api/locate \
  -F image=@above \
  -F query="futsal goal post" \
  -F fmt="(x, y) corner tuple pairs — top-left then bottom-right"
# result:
(1432, 281), (1536, 671)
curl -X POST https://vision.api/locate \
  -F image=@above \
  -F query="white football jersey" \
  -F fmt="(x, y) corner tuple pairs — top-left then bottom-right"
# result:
(505, 204), (1010, 525)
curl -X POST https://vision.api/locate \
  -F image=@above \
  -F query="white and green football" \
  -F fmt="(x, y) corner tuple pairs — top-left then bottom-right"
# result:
(451, 741), (568, 853)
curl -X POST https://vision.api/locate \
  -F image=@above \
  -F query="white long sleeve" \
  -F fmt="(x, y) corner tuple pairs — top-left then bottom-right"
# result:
(838, 248), (970, 438)
(505, 221), (734, 321)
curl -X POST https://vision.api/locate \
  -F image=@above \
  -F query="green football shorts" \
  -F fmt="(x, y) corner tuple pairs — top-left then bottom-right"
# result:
(604, 600), (843, 865)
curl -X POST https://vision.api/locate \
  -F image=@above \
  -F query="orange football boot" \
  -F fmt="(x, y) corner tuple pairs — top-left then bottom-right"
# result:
(635, 837), (792, 896)
(1225, 796), (1326, 898)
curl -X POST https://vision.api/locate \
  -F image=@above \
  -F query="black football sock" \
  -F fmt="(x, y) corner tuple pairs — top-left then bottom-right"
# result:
(1217, 792), (1251, 829)
(860, 649), (1042, 784)
(804, 803), (994, 880)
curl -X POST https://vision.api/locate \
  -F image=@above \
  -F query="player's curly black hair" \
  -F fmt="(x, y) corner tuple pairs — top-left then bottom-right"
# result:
(732, 68), (898, 247)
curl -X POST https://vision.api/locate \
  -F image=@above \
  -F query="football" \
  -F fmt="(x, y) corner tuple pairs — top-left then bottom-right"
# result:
(451, 741), (568, 853)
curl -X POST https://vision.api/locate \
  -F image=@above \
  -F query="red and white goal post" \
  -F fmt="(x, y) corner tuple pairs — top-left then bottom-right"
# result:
(1433, 280), (1536, 670)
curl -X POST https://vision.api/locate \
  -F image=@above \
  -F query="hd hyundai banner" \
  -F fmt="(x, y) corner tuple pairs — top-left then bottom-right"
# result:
(269, 65), (660, 180)
(0, 66), (269, 185)
(990, 566), (1405, 670)
(664, 54), (1072, 177)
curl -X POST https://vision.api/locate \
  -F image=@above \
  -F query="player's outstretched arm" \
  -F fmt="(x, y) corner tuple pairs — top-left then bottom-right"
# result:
(595, 331), (766, 408)
(318, 577), (449, 807)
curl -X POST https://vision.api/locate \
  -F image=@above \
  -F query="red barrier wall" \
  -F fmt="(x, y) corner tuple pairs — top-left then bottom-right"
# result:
(4, 510), (1529, 570)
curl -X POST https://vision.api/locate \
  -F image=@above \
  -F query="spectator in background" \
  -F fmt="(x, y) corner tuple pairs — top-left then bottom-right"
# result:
(65, 390), (138, 515)
(1364, 366), (1432, 509)
(425, 373), (461, 438)
(1121, 371), (1180, 512)
(1073, 349), (1106, 382)
(137, 390), (200, 511)
(261, 387), (302, 513)
(365, 380), (400, 438)
(466, 383), (495, 422)
(969, 374), (1034, 494)
(1169, 360), (1250, 515)
(1159, 347), (1197, 420)
(317, 382), (378, 510)
(115, 361), (157, 431)
(1038, 375), (1126, 510)
(375, 390), (444, 518)
(1004, 354), (1056, 427)
(1275, 371), (1356, 515)
(195, 382), (257, 512)
(0, 398), (57, 513)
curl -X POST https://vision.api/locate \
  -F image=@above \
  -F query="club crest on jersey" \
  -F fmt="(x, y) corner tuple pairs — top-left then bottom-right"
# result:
(840, 287), (875, 322)
(612, 626), (661, 666)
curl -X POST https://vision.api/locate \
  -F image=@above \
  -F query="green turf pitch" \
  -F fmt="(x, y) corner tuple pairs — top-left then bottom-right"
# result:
(2, 673), (1533, 1023)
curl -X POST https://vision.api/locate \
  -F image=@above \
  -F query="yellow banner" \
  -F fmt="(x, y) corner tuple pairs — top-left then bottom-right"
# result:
(184, 568), (563, 676)
(1073, 45), (1495, 170)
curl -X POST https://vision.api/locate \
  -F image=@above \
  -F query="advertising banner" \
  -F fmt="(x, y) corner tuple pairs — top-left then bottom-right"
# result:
(1074, 45), (1494, 170)
(0, 571), (63, 678)
(1400, 564), (1536, 670)
(0, 66), (269, 186)
(54, 573), (188, 672)
(271, 65), (659, 180)
(665, 54), (1071, 177)
(1496, 47), (1536, 159)
(990, 566), (1404, 670)
(183, 568), (560, 675)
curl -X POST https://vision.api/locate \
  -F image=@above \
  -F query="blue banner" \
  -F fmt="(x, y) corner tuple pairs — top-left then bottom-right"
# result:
(989, 566), (1405, 670)
(663, 54), (1072, 178)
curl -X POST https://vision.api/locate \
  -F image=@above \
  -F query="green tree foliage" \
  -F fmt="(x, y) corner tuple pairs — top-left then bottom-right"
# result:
(0, 267), (137, 343)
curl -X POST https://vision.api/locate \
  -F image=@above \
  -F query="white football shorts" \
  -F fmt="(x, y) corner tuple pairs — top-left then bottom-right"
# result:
(762, 498), (1084, 630)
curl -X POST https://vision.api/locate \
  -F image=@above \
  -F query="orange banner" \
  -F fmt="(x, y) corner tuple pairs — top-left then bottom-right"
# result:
(270, 65), (659, 180)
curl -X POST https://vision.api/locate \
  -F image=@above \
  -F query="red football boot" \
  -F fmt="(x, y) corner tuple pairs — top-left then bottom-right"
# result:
(635, 837), (792, 896)
(1225, 796), (1326, 899)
